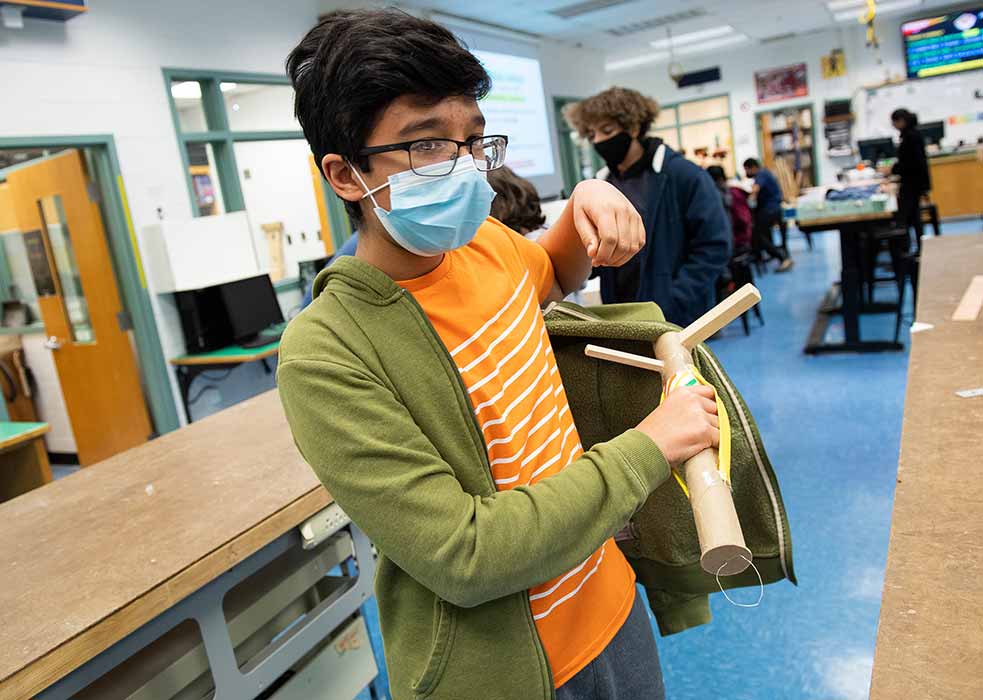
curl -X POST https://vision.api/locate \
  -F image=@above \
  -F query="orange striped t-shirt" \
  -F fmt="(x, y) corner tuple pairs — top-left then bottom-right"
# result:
(396, 218), (637, 688)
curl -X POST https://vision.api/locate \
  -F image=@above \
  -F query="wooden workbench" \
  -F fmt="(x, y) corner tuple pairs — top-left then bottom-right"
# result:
(869, 233), (983, 699)
(0, 391), (331, 700)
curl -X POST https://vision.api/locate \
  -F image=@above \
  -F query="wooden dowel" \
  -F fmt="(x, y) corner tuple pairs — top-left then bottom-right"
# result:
(678, 284), (761, 349)
(584, 344), (665, 372)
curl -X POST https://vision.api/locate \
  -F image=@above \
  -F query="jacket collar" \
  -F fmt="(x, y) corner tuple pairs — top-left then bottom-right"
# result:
(596, 142), (669, 181)
(313, 255), (405, 305)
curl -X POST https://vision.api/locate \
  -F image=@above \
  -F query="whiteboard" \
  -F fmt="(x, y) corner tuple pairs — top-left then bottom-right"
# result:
(861, 71), (983, 147)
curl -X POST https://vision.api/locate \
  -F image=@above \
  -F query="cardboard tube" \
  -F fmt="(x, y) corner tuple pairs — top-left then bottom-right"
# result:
(654, 330), (751, 576)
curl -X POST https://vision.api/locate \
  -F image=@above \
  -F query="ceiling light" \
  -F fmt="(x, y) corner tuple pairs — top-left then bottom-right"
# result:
(674, 33), (750, 55)
(220, 82), (238, 92)
(605, 51), (672, 72)
(651, 25), (734, 49)
(833, 0), (922, 22)
(826, 0), (866, 11)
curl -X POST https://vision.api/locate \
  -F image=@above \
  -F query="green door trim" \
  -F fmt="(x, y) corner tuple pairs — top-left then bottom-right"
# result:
(162, 67), (353, 247)
(0, 133), (181, 436)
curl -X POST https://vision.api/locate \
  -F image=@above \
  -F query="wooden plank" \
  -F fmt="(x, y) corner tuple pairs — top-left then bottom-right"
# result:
(170, 345), (279, 366)
(679, 284), (761, 349)
(951, 275), (983, 322)
(796, 209), (894, 228)
(869, 234), (983, 700)
(0, 390), (330, 699)
(584, 344), (664, 373)
(0, 422), (49, 452)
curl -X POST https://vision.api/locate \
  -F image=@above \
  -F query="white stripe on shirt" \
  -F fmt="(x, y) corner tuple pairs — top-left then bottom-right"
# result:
(449, 271), (529, 357)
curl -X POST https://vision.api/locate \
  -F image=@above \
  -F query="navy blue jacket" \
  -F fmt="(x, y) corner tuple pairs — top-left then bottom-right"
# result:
(598, 142), (731, 328)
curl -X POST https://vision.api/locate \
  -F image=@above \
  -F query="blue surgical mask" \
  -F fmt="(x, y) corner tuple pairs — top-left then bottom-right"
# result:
(351, 155), (496, 256)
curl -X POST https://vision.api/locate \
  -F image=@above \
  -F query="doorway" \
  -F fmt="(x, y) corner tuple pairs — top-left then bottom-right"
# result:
(553, 96), (603, 197)
(0, 139), (178, 470)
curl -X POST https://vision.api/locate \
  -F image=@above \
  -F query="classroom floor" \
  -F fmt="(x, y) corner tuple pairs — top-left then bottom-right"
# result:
(356, 217), (981, 700)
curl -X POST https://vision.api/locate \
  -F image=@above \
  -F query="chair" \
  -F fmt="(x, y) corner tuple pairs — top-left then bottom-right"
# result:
(718, 249), (764, 336)
(861, 226), (915, 343)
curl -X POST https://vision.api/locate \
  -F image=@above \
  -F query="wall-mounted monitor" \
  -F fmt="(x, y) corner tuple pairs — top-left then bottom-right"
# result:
(902, 9), (983, 79)
(472, 50), (556, 178)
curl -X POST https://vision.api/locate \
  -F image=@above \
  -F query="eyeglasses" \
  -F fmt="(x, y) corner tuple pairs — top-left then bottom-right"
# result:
(358, 134), (509, 177)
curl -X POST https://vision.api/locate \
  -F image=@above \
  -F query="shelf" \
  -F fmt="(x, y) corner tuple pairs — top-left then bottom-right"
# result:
(770, 127), (813, 135)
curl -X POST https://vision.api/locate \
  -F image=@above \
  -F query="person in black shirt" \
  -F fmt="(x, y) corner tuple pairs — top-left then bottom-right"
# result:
(563, 87), (730, 327)
(885, 108), (930, 250)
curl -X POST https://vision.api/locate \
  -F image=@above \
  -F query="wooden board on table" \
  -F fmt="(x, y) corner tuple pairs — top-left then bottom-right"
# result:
(795, 208), (894, 229)
(869, 234), (983, 700)
(0, 390), (330, 700)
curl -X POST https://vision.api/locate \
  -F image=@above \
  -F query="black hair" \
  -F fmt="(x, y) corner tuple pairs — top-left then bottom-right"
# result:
(286, 8), (492, 222)
(743, 158), (760, 170)
(706, 165), (727, 183)
(891, 108), (918, 130)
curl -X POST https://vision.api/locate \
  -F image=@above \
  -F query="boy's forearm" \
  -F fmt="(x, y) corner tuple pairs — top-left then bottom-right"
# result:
(537, 189), (593, 297)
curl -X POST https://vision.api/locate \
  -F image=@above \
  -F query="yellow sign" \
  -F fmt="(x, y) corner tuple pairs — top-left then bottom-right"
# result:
(822, 49), (847, 78)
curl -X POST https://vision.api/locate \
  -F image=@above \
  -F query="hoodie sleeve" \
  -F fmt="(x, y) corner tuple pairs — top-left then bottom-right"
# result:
(277, 356), (670, 609)
(671, 163), (732, 325)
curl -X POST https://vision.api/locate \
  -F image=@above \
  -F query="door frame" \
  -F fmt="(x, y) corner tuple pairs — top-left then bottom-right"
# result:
(553, 96), (603, 197)
(753, 100), (820, 187)
(0, 134), (181, 436)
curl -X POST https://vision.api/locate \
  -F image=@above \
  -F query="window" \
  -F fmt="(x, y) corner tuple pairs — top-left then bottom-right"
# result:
(650, 95), (735, 177)
(164, 70), (353, 279)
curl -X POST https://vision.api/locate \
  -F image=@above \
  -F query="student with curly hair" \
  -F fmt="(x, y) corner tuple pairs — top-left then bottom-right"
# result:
(565, 87), (730, 326)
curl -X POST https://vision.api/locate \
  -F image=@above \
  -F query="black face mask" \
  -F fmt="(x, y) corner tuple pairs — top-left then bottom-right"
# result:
(593, 132), (633, 173)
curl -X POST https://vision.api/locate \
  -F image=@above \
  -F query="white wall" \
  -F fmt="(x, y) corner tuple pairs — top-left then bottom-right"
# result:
(0, 0), (323, 423)
(605, 20), (983, 185)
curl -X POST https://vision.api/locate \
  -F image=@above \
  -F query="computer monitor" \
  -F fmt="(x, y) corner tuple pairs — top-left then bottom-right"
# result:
(917, 121), (945, 146)
(858, 137), (896, 163)
(298, 256), (332, 297)
(218, 274), (284, 344)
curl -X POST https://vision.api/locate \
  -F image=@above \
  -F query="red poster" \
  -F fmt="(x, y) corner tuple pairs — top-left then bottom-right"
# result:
(755, 63), (809, 104)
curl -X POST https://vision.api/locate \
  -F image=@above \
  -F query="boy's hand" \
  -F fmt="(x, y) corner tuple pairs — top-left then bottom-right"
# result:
(570, 179), (645, 267)
(634, 385), (719, 468)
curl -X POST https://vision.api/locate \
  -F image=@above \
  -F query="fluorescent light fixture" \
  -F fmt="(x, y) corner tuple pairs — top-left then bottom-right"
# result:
(220, 82), (238, 92)
(675, 33), (749, 55)
(651, 25), (734, 49)
(833, 0), (922, 22)
(607, 33), (749, 71)
(605, 51), (672, 72)
(826, 0), (866, 11)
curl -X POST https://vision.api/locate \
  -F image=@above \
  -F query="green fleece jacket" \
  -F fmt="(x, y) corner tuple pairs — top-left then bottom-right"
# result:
(277, 257), (795, 700)
(278, 257), (671, 700)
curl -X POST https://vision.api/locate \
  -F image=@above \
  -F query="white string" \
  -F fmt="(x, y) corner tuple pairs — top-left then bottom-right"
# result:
(715, 555), (764, 608)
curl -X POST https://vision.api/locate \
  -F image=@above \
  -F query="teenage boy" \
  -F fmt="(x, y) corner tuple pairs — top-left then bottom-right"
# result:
(278, 9), (720, 700)
(563, 87), (730, 327)
(743, 157), (794, 272)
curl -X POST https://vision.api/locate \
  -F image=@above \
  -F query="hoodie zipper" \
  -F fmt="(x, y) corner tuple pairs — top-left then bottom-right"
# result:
(398, 288), (558, 700)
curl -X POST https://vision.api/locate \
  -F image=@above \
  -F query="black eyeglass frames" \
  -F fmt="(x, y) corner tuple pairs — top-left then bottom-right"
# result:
(357, 134), (509, 176)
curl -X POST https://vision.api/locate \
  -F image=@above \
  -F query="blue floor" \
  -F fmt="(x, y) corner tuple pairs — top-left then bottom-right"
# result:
(357, 219), (981, 700)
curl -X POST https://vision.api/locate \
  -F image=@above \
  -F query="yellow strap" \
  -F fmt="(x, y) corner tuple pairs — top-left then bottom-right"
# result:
(660, 366), (731, 498)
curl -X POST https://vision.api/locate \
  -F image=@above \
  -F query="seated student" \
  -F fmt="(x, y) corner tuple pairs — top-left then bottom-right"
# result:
(487, 165), (549, 240)
(278, 9), (720, 700)
(563, 87), (730, 327)
(707, 165), (752, 251)
(742, 158), (793, 272)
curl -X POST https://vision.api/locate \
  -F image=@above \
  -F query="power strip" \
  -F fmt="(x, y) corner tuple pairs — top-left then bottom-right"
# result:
(299, 502), (351, 550)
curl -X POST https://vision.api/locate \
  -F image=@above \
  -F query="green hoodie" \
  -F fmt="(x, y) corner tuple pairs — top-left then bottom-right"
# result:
(277, 256), (794, 700)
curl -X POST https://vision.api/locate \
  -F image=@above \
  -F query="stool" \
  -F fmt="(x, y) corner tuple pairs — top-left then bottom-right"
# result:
(718, 250), (764, 336)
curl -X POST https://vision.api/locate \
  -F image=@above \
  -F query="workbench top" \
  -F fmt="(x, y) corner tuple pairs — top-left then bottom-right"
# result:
(869, 233), (983, 699)
(0, 390), (330, 700)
